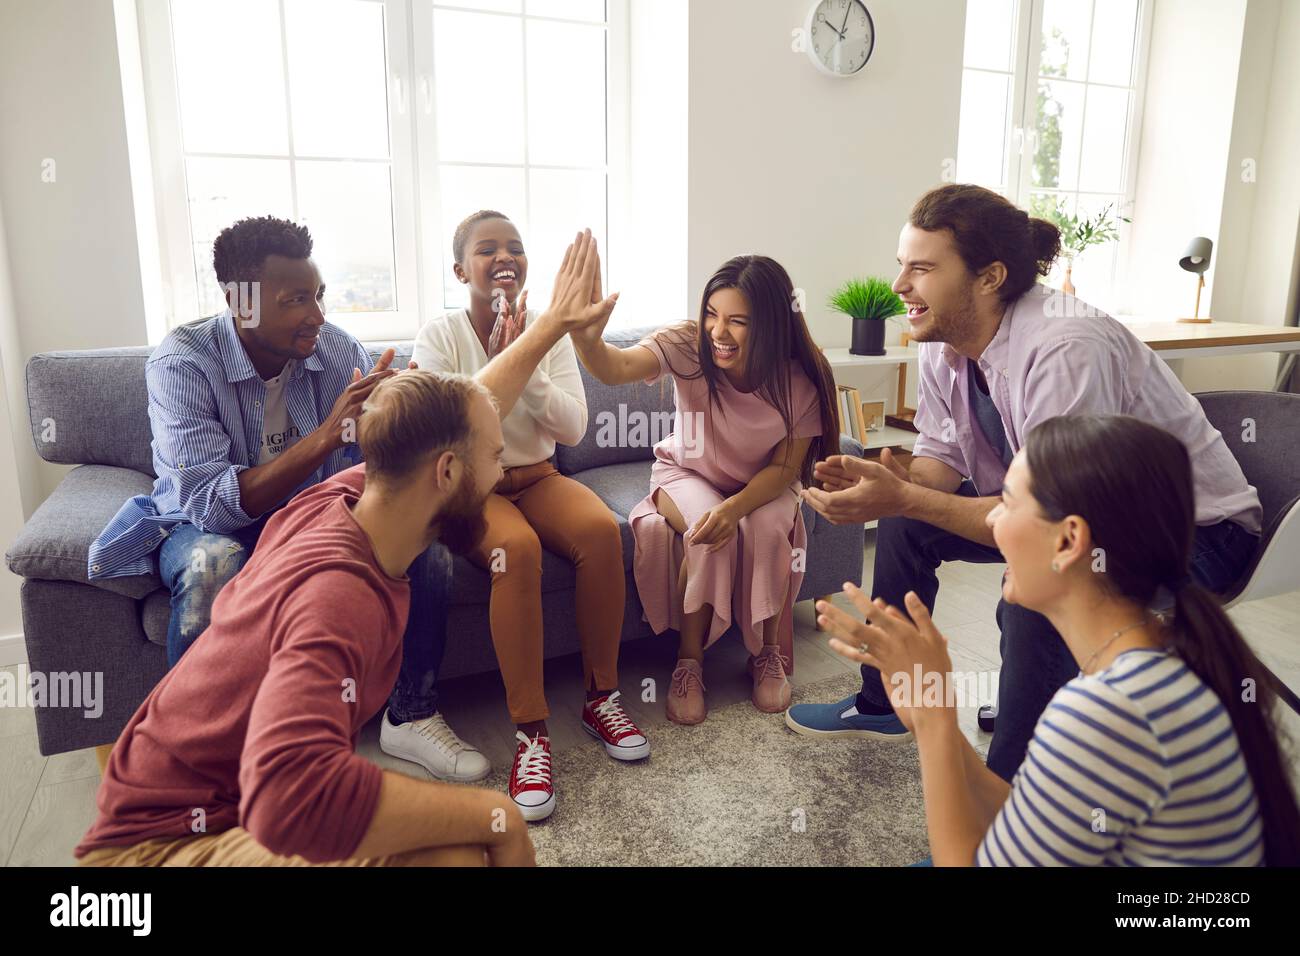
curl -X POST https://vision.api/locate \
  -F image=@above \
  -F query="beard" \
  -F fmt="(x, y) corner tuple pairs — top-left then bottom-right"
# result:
(430, 464), (490, 556)
(910, 285), (980, 345)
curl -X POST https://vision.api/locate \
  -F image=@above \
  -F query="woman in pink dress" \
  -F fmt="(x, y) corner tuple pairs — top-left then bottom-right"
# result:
(570, 255), (838, 724)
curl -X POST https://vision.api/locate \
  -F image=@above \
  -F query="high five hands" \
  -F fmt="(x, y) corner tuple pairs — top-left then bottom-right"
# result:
(803, 447), (912, 525)
(538, 228), (619, 340)
(816, 584), (956, 733)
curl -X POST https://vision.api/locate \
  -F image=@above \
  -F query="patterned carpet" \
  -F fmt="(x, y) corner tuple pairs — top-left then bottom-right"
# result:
(494, 672), (937, 867)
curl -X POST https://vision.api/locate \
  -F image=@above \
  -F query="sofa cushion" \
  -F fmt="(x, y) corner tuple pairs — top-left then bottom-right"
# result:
(141, 589), (170, 646)
(555, 325), (676, 475)
(569, 459), (654, 521)
(447, 550), (577, 605)
(5, 464), (163, 599)
(26, 350), (156, 474)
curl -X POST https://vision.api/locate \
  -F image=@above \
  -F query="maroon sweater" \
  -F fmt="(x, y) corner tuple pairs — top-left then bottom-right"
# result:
(76, 464), (410, 862)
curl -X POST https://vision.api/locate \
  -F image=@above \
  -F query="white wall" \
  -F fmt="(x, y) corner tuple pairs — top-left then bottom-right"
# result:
(1124, 0), (1300, 394)
(686, 0), (964, 406)
(0, 195), (29, 647)
(0, 0), (150, 509)
(1123, 0), (1246, 322)
(1184, 0), (1300, 392)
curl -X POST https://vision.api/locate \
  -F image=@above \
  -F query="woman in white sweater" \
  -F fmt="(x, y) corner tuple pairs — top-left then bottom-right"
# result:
(412, 211), (649, 823)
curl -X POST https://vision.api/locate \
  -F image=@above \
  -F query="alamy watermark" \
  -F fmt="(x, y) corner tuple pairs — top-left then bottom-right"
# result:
(594, 404), (705, 459)
(0, 664), (103, 718)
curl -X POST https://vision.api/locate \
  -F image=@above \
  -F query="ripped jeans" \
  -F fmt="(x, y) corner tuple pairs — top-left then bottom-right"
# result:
(158, 519), (451, 722)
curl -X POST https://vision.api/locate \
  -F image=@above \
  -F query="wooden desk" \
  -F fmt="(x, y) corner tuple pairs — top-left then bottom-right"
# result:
(1116, 319), (1300, 360)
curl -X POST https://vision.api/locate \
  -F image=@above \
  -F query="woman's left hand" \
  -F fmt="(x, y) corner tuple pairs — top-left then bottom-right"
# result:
(687, 502), (740, 554)
(816, 585), (955, 732)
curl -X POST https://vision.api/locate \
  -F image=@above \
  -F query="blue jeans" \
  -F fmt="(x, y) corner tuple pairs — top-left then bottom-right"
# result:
(858, 481), (1259, 782)
(158, 519), (452, 722)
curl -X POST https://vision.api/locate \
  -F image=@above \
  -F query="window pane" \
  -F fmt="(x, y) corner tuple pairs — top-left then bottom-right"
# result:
(1039, 0), (1092, 82)
(296, 161), (397, 312)
(434, 0), (521, 12)
(437, 165), (528, 306)
(527, 167), (606, 308)
(1078, 86), (1131, 193)
(433, 11), (525, 164)
(527, 0), (605, 22)
(285, 0), (390, 159)
(1088, 0), (1139, 86)
(171, 0), (288, 154)
(956, 69), (1012, 190)
(963, 0), (1017, 73)
(184, 157), (294, 317)
(526, 19), (606, 167)
(1032, 79), (1084, 190)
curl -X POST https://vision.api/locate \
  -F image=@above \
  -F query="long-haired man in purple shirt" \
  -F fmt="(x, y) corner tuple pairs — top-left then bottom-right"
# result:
(792, 184), (1261, 781)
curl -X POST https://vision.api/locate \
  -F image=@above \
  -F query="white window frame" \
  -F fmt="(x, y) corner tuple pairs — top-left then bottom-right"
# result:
(960, 0), (1154, 297)
(136, 0), (628, 344)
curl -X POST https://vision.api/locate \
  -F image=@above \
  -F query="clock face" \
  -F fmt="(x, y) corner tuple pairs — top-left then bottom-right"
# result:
(807, 0), (875, 77)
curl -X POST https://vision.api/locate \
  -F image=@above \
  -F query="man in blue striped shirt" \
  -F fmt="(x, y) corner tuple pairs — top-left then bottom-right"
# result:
(88, 216), (490, 784)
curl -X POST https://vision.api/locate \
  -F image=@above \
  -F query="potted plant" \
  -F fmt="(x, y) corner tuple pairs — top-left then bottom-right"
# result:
(830, 277), (903, 356)
(1034, 199), (1131, 297)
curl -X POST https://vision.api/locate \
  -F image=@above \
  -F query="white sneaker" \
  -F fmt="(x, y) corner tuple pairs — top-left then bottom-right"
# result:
(379, 709), (491, 782)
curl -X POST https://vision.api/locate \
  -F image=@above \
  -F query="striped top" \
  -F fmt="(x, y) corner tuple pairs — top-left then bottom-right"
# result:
(978, 648), (1263, 867)
(87, 311), (373, 579)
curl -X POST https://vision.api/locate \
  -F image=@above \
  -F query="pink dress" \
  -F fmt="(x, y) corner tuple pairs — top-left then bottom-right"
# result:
(628, 330), (824, 672)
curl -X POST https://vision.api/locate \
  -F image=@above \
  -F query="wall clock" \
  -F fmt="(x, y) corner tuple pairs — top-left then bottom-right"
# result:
(804, 0), (876, 78)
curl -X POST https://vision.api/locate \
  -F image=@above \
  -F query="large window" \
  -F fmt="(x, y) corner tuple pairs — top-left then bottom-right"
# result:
(138, 0), (626, 340)
(956, 0), (1152, 310)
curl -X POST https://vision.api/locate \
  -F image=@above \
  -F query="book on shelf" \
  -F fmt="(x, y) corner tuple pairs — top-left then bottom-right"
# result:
(836, 384), (868, 443)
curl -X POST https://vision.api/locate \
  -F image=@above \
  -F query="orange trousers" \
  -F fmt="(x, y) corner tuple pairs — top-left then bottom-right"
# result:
(468, 461), (625, 723)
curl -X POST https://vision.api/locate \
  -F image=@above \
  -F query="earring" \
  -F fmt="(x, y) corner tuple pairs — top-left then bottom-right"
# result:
(1050, 561), (1060, 572)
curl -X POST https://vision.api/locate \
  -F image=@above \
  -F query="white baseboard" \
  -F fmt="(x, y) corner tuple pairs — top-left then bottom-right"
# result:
(0, 632), (27, 667)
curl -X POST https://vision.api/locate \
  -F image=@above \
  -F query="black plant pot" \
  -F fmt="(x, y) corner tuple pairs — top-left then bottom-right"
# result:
(850, 318), (887, 356)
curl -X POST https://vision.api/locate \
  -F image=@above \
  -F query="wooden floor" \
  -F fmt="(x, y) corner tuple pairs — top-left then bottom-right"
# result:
(3, 535), (1298, 866)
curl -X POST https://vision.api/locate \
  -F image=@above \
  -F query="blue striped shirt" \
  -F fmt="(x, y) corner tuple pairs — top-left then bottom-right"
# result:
(977, 649), (1263, 867)
(87, 311), (373, 579)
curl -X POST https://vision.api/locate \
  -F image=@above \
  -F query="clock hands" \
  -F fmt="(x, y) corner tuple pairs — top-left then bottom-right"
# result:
(816, 11), (845, 41)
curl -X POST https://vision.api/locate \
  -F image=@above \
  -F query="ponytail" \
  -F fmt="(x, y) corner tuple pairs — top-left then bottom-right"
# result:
(1166, 581), (1300, 866)
(1026, 414), (1300, 867)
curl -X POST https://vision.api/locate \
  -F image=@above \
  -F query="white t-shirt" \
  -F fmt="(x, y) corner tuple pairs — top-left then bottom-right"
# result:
(257, 363), (301, 465)
(412, 309), (588, 468)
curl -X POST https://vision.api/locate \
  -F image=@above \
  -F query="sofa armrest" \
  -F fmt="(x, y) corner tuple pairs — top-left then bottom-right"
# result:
(5, 464), (162, 599)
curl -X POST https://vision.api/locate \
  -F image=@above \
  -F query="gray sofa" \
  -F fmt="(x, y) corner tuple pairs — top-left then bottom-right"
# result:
(6, 325), (865, 756)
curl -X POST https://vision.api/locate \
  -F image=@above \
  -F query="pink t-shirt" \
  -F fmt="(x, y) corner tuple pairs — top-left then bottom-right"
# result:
(75, 464), (409, 863)
(638, 326), (825, 492)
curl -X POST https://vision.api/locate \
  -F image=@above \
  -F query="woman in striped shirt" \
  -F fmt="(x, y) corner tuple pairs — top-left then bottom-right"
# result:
(817, 414), (1300, 866)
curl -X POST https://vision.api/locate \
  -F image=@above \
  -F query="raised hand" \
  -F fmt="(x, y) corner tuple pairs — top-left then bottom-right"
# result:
(324, 366), (396, 450)
(817, 586), (954, 732)
(537, 229), (619, 338)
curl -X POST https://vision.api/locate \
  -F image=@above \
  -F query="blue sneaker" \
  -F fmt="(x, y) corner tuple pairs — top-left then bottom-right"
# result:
(784, 694), (912, 741)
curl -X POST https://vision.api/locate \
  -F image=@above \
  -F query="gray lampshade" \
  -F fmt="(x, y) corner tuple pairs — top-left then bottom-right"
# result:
(1179, 237), (1213, 274)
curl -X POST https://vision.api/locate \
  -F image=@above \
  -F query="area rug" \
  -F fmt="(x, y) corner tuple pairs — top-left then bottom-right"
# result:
(501, 671), (935, 867)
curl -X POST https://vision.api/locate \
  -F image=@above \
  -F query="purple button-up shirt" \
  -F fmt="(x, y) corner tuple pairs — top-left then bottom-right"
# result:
(910, 286), (1262, 533)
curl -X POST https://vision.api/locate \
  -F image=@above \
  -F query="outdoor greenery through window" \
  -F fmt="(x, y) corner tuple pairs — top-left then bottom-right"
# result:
(142, 0), (617, 340)
(957, 0), (1149, 311)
